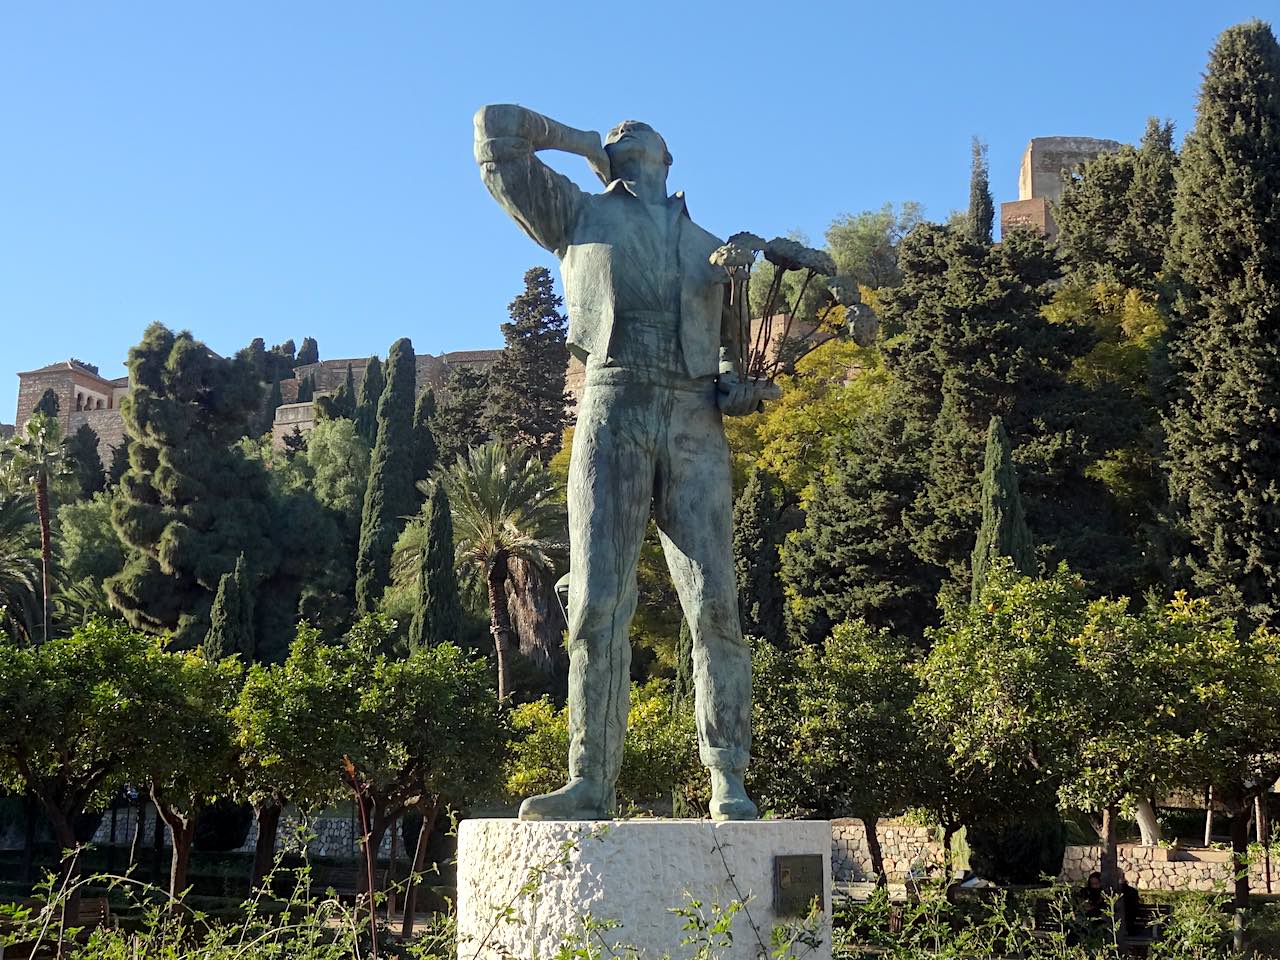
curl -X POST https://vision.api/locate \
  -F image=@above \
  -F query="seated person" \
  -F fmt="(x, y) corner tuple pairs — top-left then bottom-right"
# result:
(1078, 871), (1104, 919)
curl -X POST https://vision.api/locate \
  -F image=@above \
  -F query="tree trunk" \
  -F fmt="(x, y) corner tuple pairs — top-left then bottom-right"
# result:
(401, 799), (439, 938)
(487, 560), (514, 700)
(251, 800), (283, 890)
(20, 792), (37, 884)
(941, 822), (961, 904)
(1135, 798), (1162, 846)
(1230, 803), (1251, 912)
(151, 806), (166, 886)
(166, 815), (196, 902)
(151, 790), (198, 903)
(128, 793), (145, 869)
(1099, 805), (1120, 891)
(34, 473), (51, 644)
(863, 816), (887, 887)
(1205, 785), (1214, 846)
(44, 806), (81, 929)
(941, 822), (959, 865)
(386, 814), (399, 918)
(507, 558), (568, 683)
(1258, 794), (1272, 895)
(107, 800), (119, 874)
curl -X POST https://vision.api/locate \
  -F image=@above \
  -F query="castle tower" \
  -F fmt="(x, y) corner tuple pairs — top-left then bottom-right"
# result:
(999, 136), (1122, 240)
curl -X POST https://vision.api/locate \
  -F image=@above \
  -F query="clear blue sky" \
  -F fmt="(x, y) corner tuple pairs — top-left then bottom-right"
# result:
(0, 1), (1267, 419)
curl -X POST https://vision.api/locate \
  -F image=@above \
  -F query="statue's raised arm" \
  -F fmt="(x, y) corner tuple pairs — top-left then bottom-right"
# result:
(472, 105), (609, 256)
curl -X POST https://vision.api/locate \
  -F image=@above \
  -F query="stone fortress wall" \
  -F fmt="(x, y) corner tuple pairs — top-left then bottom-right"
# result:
(12, 348), (506, 460)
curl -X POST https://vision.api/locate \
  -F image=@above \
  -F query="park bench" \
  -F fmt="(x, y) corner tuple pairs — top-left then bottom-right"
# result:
(0, 895), (112, 959)
(1027, 897), (1169, 955)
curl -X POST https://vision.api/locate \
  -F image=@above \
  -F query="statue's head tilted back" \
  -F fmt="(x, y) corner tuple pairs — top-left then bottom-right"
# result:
(603, 120), (672, 185)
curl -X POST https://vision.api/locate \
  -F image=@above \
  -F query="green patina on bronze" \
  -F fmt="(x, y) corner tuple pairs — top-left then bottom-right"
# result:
(474, 104), (768, 821)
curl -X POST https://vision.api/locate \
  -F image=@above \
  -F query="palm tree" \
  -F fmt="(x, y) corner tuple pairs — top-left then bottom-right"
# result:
(1, 414), (71, 642)
(434, 442), (564, 700)
(0, 490), (40, 642)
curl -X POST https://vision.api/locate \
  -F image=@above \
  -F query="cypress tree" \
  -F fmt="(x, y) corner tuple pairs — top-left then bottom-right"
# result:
(433, 366), (491, 465)
(107, 323), (278, 648)
(263, 374), (283, 434)
(33, 388), (59, 420)
(732, 468), (786, 644)
(1057, 118), (1177, 292)
(408, 484), (462, 652)
(267, 339), (296, 381)
(412, 389), (438, 490)
(296, 336), (320, 366)
(970, 416), (1035, 603)
(968, 137), (994, 244)
(482, 267), (570, 460)
(107, 442), (129, 485)
(355, 356), (384, 444)
(1119, 117), (1177, 289)
(202, 553), (255, 660)
(66, 423), (106, 498)
(341, 363), (357, 415)
(356, 338), (417, 613)
(1162, 21), (1280, 628)
(296, 374), (315, 404)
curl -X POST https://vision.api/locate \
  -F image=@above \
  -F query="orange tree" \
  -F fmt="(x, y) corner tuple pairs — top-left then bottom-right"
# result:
(0, 620), (174, 911)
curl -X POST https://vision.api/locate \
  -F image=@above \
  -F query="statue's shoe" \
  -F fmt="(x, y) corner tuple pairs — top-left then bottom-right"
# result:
(709, 768), (758, 821)
(518, 778), (615, 821)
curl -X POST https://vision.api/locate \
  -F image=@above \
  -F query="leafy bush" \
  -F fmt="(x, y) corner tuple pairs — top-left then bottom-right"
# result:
(505, 680), (702, 813)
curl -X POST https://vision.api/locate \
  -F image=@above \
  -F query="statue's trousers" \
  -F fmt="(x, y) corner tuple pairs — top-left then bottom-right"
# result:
(566, 371), (752, 790)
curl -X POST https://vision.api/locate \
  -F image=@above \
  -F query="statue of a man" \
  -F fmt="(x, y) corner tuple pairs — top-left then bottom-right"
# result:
(474, 105), (772, 821)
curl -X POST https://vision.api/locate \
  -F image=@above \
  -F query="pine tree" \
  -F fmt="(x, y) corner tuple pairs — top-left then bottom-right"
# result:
(202, 553), (255, 660)
(1162, 21), (1280, 628)
(355, 356), (384, 444)
(296, 337), (320, 366)
(968, 137), (994, 244)
(356, 339), (417, 613)
(784, 401), (940, 642)
(412, 389), (438, 490)
(408, 484), (462, 652)
(66, 423), (106, 498)
(33, 388), (59, 420)
(970, 416), (1035, 603)
(482, 267), (570, 460)
(433, 366), (491, 465)
(895, 227), (1135, 595)
(732, 468), (786, 644)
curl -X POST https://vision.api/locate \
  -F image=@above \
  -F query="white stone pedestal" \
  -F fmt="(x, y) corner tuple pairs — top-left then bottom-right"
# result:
(456, 818), (832, 960)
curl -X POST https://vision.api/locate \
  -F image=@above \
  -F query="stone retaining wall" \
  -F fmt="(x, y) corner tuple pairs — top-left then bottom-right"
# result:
(1060, 844), (1280, 892)
(831, 819), (941, 882)
(60, 805), (396, 860)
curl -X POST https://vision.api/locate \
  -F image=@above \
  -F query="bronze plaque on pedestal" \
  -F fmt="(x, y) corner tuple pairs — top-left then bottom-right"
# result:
(774, 854), (825, 916)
